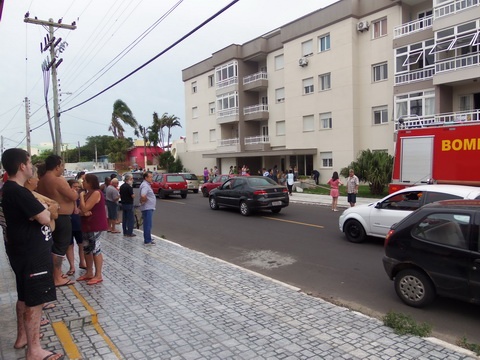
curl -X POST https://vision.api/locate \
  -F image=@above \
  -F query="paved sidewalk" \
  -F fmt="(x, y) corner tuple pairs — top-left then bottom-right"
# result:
(1, 194), (478, 360)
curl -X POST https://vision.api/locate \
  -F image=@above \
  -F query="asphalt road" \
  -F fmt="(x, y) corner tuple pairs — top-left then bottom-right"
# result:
(140, 190), (480, 345)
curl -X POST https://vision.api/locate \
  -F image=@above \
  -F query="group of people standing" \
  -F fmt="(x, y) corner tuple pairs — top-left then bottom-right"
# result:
(327, 169), (359, 211)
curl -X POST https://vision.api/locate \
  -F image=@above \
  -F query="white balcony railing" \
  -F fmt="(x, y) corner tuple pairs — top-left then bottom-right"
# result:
(393, 16), (433, 39)
(395, 67), (435, 85)
(217, 107), (239, 118)
(244, 135), (270, 145)
(218, 138), (239, 147)
(395, 110), (480, 130)
(216, 77), (238, 89)
(435, 53), (480, 73)
(434, 0), (479, 19)
(243, 104), (269, 115)
(243, 71), (268, 85)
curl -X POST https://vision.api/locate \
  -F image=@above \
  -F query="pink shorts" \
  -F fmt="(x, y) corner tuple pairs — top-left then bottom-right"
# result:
(330, 189), (339, 198)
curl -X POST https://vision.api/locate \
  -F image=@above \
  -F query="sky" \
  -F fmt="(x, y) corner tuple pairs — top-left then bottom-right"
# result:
(0, 0), (337, 153)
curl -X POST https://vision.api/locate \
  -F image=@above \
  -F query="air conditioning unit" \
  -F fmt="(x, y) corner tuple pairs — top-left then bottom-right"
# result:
(298, 57), (309, 67)
(357, 21), (369, 32)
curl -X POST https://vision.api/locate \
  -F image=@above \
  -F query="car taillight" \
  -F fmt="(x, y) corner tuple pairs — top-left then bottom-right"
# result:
(253, 190), (267, 195)
(384, 229), (395, 248)
(282, 188), (289, 193)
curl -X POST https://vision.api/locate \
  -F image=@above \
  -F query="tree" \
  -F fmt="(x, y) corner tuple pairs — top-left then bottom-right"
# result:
(162, 113), (182, 149)
(157, 151), (183, 172)
(109, 100), (138, 139)
(341, 149), (393, 195)
(107, 138), (133, 163)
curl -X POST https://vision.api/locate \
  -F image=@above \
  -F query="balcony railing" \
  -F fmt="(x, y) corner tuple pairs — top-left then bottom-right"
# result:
(243, 71), (268, 85)
(244, 135), (269, 145)
(218, 138), (239, 147)
(395, 110), (480, 130)
(395, 67), (435, 85)
(243, 104), (269, 115)
(216, 77), (238, 89)
(393, 16), (433, 39)
(217, 107), (239, 118)
(434, 0), (479, 19)
(435, 53), (480, 73)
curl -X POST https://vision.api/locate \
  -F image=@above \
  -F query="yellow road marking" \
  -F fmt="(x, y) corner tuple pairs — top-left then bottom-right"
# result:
(262, 216), (324, 228)
(51, 321), (81, 360)
(69, 285), (123, 359)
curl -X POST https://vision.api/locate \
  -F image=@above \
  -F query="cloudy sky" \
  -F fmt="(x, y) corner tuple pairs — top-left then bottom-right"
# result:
(1, 0), (337, 152)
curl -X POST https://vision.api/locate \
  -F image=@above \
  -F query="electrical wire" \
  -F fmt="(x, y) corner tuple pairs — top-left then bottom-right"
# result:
(61, 0), (240, 114)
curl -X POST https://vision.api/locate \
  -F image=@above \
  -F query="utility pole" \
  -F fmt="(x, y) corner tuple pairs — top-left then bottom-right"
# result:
(24, 16), (76, 155)
(24, 97), (31, 154)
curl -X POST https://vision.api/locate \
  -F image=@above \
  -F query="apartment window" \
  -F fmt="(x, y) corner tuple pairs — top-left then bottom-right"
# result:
(320, 112), (332, 129)
(191, 81), (197, 93)
(320, 152), (333, 168)
(217, 92), (238, 111)
(303, 78), (314, 94)
(192, 132), (199, 144)
(395, 90), (435, 119)
(303, 115), (314, 132)
(372, 62), (388, 82)
(275, 54), (284, 70)
(215, 61), (238, 87)
(275, 87), (285, 103)
(208, 75), (214, 87)
(430, 21), (479, 59)
(302, 39), (313, 56)
(276, 120), (285, 136)
(459, 95), (473, 111)
(395, 40), (434, 75)
(373, 106), (389, 125)
(319, 73), (331, 91)
(209, 102), (215, 115)
(372, 18), (387, 39)
(318, 34), (330, 52)
(192, 107), (198, 118)
(209, 129), (216, 142)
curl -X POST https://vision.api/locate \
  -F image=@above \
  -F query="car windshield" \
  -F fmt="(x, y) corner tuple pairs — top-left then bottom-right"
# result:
(183, 174), (197, 180)
(88, 171), (119, 183)
(247, 177), (277, 187)
(166, 175), (185, 182)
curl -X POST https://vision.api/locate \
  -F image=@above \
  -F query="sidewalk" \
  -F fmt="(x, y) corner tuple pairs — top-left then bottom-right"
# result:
(1, 195), (478, 359)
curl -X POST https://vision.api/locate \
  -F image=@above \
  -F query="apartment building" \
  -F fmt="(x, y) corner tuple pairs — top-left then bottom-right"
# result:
(178, 0), (480, 181)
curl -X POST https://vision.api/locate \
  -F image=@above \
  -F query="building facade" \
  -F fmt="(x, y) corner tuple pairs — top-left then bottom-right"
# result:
(179, 0), (480, 182)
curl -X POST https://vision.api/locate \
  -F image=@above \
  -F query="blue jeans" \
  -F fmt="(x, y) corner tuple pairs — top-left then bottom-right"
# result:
(142, 209), (154, 244)
(122, 204), (135, 235)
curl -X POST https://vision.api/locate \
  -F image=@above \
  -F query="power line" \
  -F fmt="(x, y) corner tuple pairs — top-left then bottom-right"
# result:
(61, 0), (240, 114)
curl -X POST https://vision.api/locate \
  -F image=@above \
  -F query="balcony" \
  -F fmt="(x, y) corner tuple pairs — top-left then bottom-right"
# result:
(435, 53), (480, 74)
(243, 104), (269, 121)
(243, 71), (268, 91)
(395, 110), (480, 130)
(218, 138), (240, 152)
(244, 135), (271, 151)
(217, 108), (239, 125)
(395, 67), (435, 85)
(216, 77), (238, 89)
(434, 0), (479, 19)
(393, 16), (433, 39)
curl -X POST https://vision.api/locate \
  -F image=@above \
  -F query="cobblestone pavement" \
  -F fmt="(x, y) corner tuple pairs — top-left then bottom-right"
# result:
(1, 221), (478, 359)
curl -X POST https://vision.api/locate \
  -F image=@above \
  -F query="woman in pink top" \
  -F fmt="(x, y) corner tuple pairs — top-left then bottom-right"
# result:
(327, 171), (343, 212)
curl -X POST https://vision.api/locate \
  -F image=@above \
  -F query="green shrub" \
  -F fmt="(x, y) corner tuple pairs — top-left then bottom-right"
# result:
(383, 311), (432, 337)
(457, 336), (480, 356)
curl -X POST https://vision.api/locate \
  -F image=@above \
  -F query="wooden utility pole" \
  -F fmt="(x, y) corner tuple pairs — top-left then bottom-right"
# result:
(24, 16), (76, 155)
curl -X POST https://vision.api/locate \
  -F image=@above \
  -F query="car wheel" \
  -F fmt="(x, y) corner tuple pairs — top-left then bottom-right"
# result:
(344, 219), (366, 243)
(394, 269), (436, 308)
(240, 201), (251, 216)
(209, 196), (219, 210)
(193, 189), (198, 194)
(271, 207), (282, 214)
(202, 188), (209, 197)
(181, 193), (187, 199)
(159, 190), (166, 199)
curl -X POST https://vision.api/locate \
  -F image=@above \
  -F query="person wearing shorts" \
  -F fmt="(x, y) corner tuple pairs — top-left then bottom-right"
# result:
(2, 148), (65, 359)
(347, 169), (359, 207)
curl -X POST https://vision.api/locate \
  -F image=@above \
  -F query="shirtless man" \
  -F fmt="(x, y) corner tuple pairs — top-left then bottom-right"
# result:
(37, 155), (78, 287)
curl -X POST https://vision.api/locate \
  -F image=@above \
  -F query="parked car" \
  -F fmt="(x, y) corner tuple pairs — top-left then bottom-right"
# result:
(200, 174), (234, 197)
(383, 199), (480, 308)
(129, 172), (144, 188)
(209, 176), (289, 216)
(151, 173), (188, 199)
(338, 184), (480, 243)
(179, 173), (199, 193)
(87, 170), (121, 186)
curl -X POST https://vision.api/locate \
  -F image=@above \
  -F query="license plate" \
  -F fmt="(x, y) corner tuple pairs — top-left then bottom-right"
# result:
(272, 201), (282, 206)
(173, 190), (180, 194)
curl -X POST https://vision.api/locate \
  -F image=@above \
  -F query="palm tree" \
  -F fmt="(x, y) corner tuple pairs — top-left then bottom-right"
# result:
(160, 113), (182, 149)
(109, 100), (138, 138)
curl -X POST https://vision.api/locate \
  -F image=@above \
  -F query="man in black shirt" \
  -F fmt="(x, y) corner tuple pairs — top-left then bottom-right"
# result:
(1, 148), (64, 359)
(120, 173), (136, 237)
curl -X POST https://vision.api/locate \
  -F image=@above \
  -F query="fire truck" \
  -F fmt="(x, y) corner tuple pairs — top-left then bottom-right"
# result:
(389, 116), (480, 193)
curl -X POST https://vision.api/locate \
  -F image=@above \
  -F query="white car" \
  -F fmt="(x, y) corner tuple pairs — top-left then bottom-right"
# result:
(338, 184), (480, 243)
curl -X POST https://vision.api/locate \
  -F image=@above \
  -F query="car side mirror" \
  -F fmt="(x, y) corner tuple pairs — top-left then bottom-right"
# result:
(375, 202), (382, 209)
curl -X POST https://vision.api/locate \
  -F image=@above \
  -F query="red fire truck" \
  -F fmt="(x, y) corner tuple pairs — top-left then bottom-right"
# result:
(389, 119), (480, 193)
